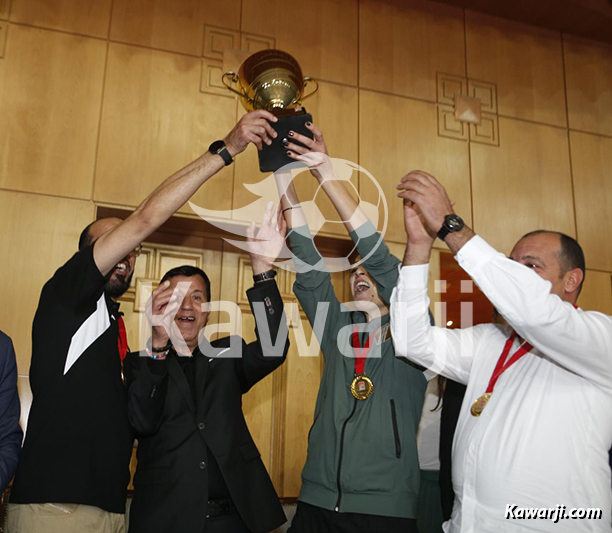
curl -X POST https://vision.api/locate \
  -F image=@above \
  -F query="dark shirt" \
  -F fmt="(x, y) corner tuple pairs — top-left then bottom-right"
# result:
(439, 379), (467, 521)
(174, 349), (231, 501)
(0, 331), (22, 492)
(10, 245), (134, 513)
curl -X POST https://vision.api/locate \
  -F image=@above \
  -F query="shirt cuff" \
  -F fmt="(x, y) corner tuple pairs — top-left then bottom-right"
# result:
(454, 235), (501, 274)
(349, 220), (378, 242)
(288, 225), (311, 240)
(397, 264), (429, 290)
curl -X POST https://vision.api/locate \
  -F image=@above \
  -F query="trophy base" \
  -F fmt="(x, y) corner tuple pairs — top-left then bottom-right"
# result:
(258, 111), (314, 173)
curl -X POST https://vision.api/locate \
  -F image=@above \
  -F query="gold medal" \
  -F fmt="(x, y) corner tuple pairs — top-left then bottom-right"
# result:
(470, 393), (492, 417)
(350, 374), (374, 400)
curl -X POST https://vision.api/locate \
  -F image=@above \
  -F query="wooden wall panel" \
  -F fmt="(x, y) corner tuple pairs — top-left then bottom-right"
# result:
(360, 0), (465, 101)
(0, 26), (106, 199)
(281, 317), (322, 497)
(359, 90), (472, 246)
(570, 131), (612, 272)
(470, 117), (575, 254)
(577, 270), (612, 315)
(0, 191), (94, 372)
(466, 11), (567, 127)
(94, 43), (236, 215)
(111, 0), (241, 57)
(564, 36), (612, 137)
(232, 81), (359, 237)
(2, 0), (611, 501)
(241, 0), (358, 86)
(0, 0), (9, 20)
(10, 0), (112, 37)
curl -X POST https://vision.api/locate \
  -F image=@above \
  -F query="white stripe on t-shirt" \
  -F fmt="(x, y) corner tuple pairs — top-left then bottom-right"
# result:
(64, 294), (110, 375)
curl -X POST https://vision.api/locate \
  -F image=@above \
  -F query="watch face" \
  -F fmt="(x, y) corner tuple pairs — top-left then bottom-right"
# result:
(445, 215), (464, 232)
(209, 140), (225, 153)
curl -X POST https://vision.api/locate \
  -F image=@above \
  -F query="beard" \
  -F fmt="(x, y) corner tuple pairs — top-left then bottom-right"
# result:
(105, 270), (134, 299)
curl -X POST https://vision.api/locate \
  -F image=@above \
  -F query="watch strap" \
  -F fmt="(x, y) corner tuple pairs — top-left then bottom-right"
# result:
(209, 140), (233, 166)
(437, 225), (451, 241)
(437, 214), (464, 241)
(253, 269), (277, 283)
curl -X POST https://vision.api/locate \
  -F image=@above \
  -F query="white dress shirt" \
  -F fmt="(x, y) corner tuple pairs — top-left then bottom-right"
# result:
(390, 235), (612, 532)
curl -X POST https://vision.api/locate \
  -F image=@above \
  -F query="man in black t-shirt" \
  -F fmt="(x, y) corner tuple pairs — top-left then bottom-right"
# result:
(7, 111), (279, 533)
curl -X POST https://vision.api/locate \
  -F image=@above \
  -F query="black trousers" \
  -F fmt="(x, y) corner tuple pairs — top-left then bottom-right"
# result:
(288, 501), (419, 533)
(205, 513), (251, 533)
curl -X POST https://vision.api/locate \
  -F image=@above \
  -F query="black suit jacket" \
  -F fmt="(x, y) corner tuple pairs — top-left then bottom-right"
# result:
(0, 331), (22, 493)
(124, 280), (289, 533)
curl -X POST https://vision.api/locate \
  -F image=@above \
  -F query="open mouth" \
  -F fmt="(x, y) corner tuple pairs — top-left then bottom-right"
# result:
(113, 261), (129, 276)
(354, 280), (370, 294)
(177, 316), (196, 323)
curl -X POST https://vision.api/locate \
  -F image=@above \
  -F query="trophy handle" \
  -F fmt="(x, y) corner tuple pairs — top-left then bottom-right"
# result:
(301, 76), (319, 102)
(222, 71), (247, 99)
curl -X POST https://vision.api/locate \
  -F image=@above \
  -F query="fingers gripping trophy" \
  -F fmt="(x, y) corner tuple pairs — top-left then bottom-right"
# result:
(222, 49), (318, 172)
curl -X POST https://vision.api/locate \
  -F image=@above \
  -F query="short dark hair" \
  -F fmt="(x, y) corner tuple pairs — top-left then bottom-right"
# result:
(161, 265), (211, 302)
(78, 220), (98, 251)
(520, 230), (586, 293)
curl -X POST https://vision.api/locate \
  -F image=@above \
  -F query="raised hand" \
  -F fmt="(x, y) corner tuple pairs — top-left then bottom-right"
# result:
(283, 122), (329, 181)
(396, 170), (454, 236)
(145, 280), (184, 349)
(224, 110), (279, 155)
(283, 122), (328, 156)
(290, 150), (336, 181)
(402, 200), (436, 247)
(247, 202), (288, 275)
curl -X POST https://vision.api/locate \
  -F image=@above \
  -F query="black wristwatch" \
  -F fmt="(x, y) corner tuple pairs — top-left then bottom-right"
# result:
(208, 140), (233, 166)
(437, 214), (464, 241)
(253, 269), (277, 283)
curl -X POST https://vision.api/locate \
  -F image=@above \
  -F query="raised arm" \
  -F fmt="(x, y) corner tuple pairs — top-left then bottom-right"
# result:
(93, 111), (278, 276)
(273, 168), (343, 356)
(284, 124), (368, 233)
(390, 179), (480, 383)
(234, 202), (290, 391)
(396, 170), (612, 390)
(286, 144), (400, 304)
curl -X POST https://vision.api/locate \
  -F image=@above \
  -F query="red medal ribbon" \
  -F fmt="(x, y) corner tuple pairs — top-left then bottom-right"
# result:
(485, 332), (533, 394)
(118, 316), (129, 363)
(352, 325), (375, 375)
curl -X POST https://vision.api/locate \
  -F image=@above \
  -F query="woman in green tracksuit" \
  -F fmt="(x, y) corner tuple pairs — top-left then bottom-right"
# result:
(275, 124), (427, 533)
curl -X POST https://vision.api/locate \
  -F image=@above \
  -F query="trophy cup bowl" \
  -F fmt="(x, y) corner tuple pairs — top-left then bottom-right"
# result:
(222, 49), (318, 171)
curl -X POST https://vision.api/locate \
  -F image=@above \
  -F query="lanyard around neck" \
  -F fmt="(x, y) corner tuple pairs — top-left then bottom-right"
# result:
(352, 325), (375, 375)
(485, 332), (533, 394)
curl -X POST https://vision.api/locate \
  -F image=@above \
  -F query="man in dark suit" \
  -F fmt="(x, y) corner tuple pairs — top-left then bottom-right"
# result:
(0, 330), (22, 494)
(124, 203), (289, 533)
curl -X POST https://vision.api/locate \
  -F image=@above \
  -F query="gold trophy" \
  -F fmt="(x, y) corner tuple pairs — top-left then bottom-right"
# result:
(222, 49), (318, 172)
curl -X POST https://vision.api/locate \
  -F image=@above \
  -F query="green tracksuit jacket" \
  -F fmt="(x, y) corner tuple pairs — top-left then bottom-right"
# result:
(289, 221), (427, 519)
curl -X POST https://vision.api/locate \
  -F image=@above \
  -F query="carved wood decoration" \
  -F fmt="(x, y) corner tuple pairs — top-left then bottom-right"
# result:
(200, 24), (276, 97)
(436, 72), (499, 146)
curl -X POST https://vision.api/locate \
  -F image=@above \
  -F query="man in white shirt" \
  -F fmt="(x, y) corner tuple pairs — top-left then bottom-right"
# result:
(390, 170), (612, 532)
